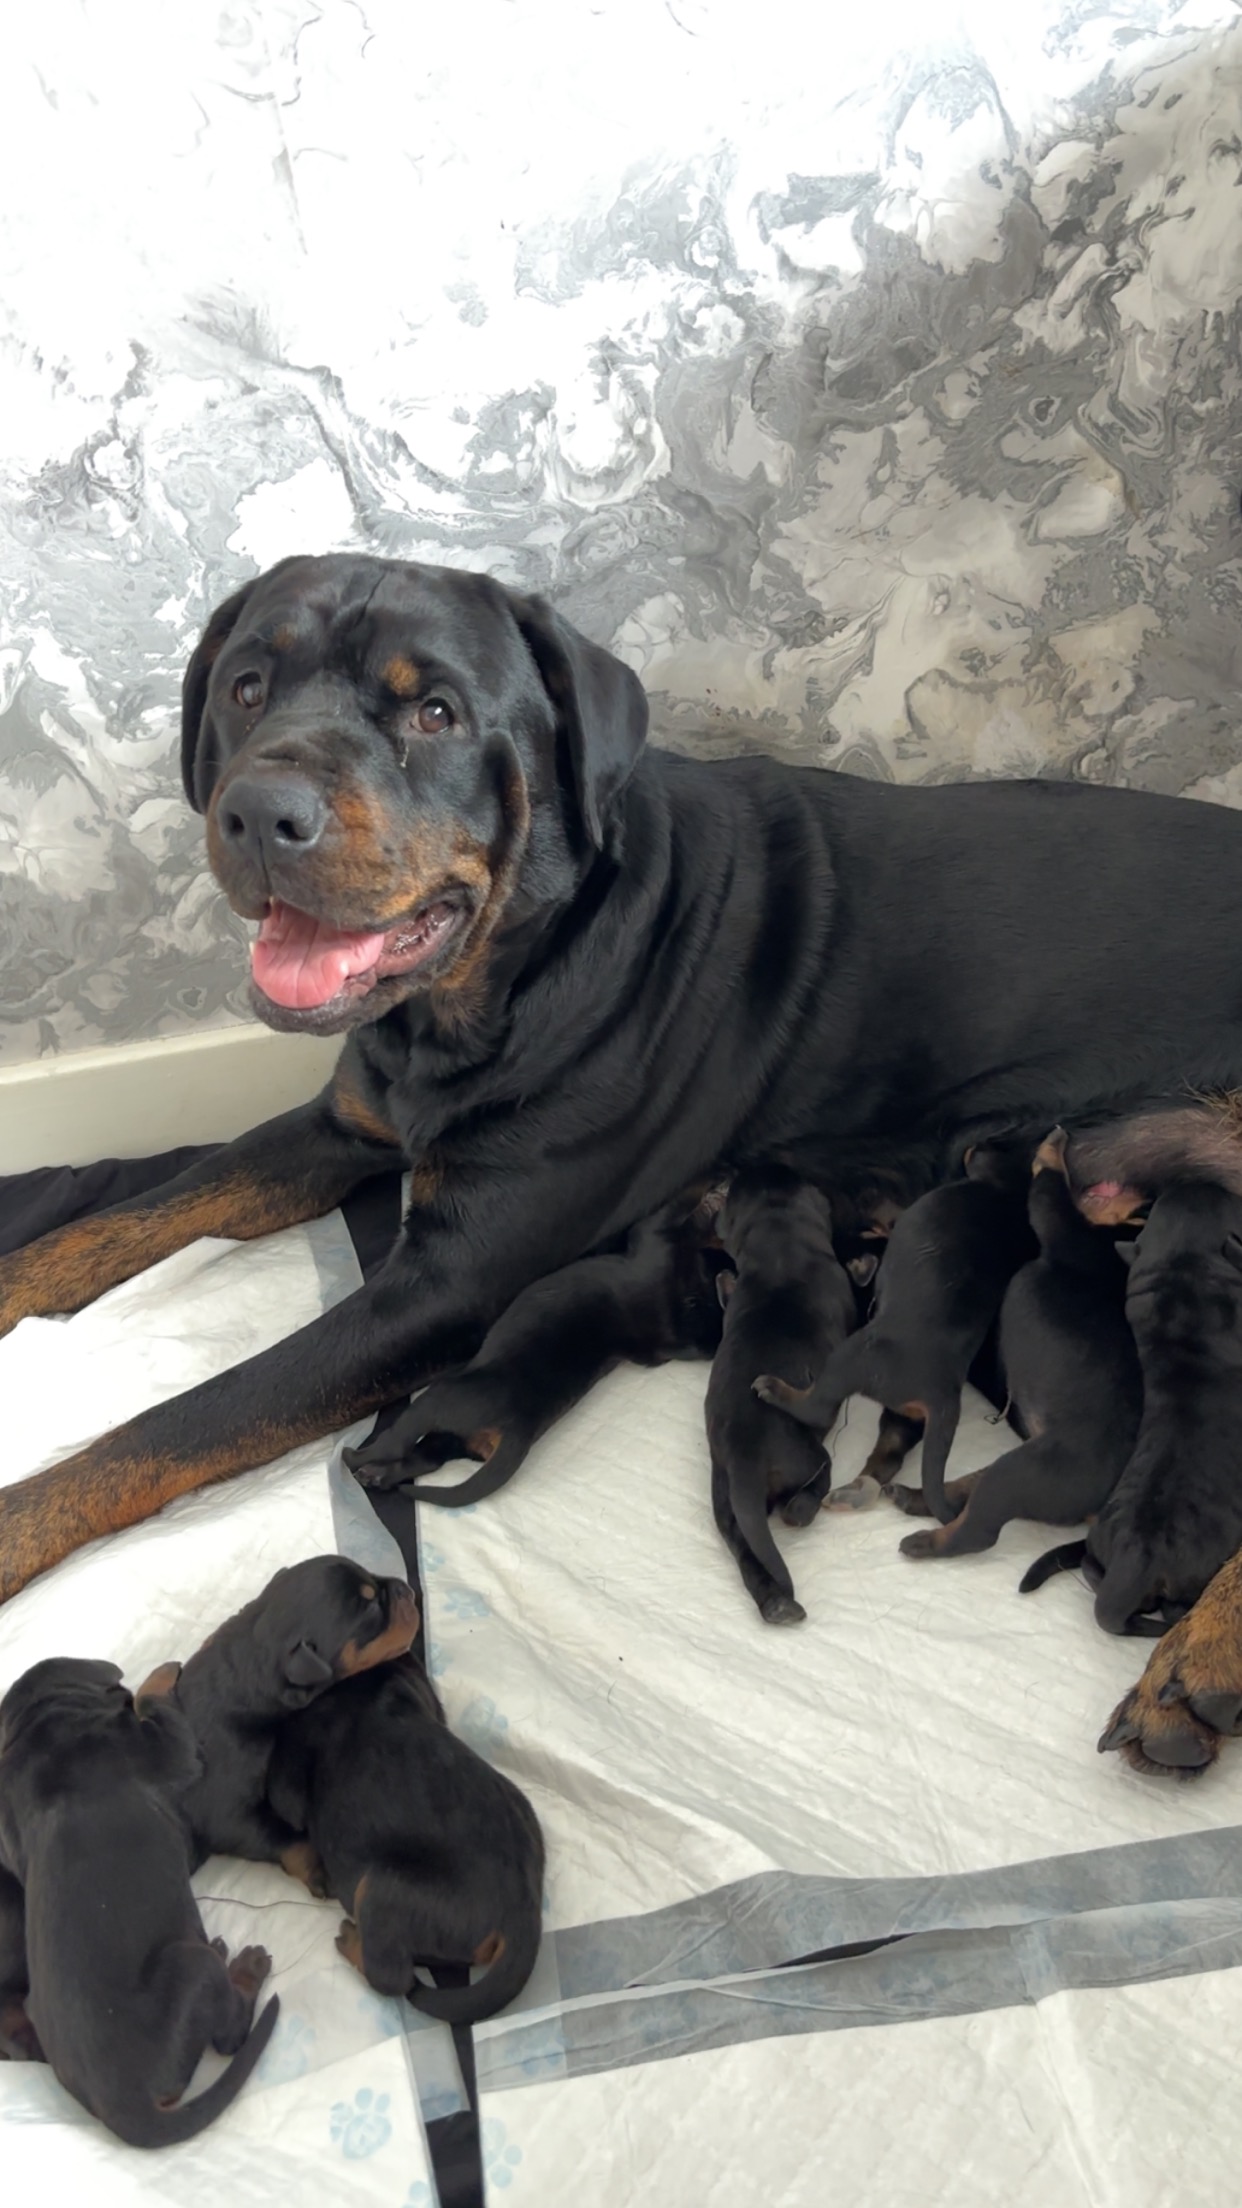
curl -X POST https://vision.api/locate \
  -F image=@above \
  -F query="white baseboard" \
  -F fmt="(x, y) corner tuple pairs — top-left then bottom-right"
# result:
(0, 1024), (344, 1173)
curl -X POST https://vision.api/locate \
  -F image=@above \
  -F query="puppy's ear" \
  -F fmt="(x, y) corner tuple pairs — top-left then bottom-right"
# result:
(848, 1252), (879, 1286)
(508, 592), (648, 850)
(283, 1640), (335, 1690)
(180, 578), (259, 814)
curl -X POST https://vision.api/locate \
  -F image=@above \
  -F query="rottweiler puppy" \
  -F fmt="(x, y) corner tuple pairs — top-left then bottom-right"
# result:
(891, 1131), (1142, 1557)
(268, 1651), (544, 2023)
(0, 1657), (277, 2146)
(0, 1862), (34, 2061)
(706, 1166), (861, 1624)
(345, 1193), (726, 1503)
(138, 1556), (419, 1870)
(755, 1147), (1035, 1524)
(1021, 1182), (1242, 1634)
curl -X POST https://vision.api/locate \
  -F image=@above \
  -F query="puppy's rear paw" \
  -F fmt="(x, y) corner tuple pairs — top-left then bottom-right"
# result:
(781, 1489), (822, 1528)
(760, 1592), (807, 1625)
(825, 1475), (881, 1512)
(898, 1530), (940, 1560)
(754, 1374), (796, 1409)
(228, 1945), (273, 1995)
(889, 1483), (931, 1518)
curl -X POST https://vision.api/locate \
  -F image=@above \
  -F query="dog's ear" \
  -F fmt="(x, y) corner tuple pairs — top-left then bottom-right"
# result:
(180, 579), (259, 814)
(283, 1639), (335, 1690)
(508, 592), (648, 849)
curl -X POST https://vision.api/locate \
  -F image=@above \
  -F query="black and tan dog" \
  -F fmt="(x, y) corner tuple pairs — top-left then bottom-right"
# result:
(6, 556), (1242, 1600)
(1022, 1182), (1242, 1635)
(138, 1556), (420, 1869)
(756, 1149), (1034, 1526)
(706, 1167), (861, 1624)
(0, 1657), (277, 2146)
(891, 1131), (1142, 1558)
(268, 1651), (544, 2023)
(345, 1193), (726, 1503)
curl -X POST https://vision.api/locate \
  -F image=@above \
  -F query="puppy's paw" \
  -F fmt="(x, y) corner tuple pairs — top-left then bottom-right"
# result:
(898, 1529), (942, 1559)
(781, 1489), (822, 1528)
(279, 1839), (330, 1899)
(335, 1918), (366, 1974)
(1032, 1126), (1068, 1177)
(753, 1374), (799, 1410)
(227, 1945), (273, 1996)
(760, 1592), (807, 1625)
(889, 1483), (932, 1518)
(1098, 1549), (1242, 1775)
(825, 1475), (881, 1512)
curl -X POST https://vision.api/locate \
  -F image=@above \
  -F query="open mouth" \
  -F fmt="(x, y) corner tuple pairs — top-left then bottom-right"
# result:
(251, 896), (470, 1011)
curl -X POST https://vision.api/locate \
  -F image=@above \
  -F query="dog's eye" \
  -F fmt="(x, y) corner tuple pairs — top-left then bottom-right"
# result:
(233, 674), (265, 711)
(415, 697), (454, 736)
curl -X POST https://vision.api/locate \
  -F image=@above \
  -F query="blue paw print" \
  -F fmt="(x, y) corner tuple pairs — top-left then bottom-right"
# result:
(421, 1543), (445, 1576)
(256, 2011), (315, 2085)
(443, 1587), (490, 1619)
(403, 2185), (433, 2207)
(457, 1695), (508, 1751)
(355, 1984), (404, 2041)
(482, 2117), (522, 2188)
(426, 1642), (449, 1680)
(330, 2087), (392, 2160)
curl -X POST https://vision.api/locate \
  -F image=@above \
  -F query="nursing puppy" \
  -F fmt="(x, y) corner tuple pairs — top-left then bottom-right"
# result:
(1022, 1182), (1242, 1633)
(346, 1194), (725, 1503)
(0, 1658), (277, 2146)
(756, 1148), (1035, 1524)
(892, 1131), (1142, 1556)
(706, 1166), (861, 1624)
(268, 1651), (543, 2023)
(138, 1556), (419, 1868)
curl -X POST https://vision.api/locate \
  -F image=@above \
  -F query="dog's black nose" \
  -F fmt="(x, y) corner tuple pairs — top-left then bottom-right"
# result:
(215, 773), (328, 865)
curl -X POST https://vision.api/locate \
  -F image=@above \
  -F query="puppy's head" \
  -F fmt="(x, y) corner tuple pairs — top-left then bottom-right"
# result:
(235, 1556), (420, 1708)
(0, 1657), (129, 1759)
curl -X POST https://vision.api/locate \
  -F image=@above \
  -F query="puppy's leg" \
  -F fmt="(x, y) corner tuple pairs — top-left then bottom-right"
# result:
(780, 1453), (834, 1527)
(912, 1394), (962, 1525)
(710, 1456), (805, 1626)
(891, 1470), (981, 1528)
(898, 1438), (1087, 1556)
(1100, 1546), (1242, 1774)
(829, 1408), (924, 1512)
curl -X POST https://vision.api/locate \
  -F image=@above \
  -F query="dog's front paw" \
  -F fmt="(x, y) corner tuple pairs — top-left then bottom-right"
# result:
(760, 1592), (807, 1625)
(342, 1424), (441, 1491)
(227, 1944), (273, 1996)
(753, 1374), (800, 1410)
(1099, 1548), (1242, 1775)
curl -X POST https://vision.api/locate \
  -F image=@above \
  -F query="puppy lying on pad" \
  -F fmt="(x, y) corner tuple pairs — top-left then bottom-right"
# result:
(138, 1556), (419, 1868)
(268, 1650), (544, 2023)
(892, 1131), (1141, 1558)
(347, 1196), (724, 1504)
(0, 1657), (277, 2146)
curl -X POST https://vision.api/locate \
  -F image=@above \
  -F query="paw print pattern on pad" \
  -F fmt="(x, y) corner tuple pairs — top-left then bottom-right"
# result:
(482, 2117), (522, 2189)
(443, 1587), (490, 1620)
(255, 2012), (315, 2085)
(330, 2086), (393, 2159)
(403, 2184), (433, 2207)
(456, 1695), (509, 1753)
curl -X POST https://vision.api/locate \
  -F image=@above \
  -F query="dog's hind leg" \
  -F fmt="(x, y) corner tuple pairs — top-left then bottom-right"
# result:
(897, 1442), (1078, 1558)
(829, 1408), (924, 1511)
(913, 1395), (962, 1525)
(711, 1456), (805, 1625)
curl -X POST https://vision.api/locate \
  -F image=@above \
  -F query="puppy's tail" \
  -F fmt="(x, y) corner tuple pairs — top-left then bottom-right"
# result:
(111, 1994), (280, 2148)
(1018, 1539), (1087, 1594)
(728, 1457), (797, 1603)
(405, 1430), (531, 1509)
(408, 1917), (542, 2025)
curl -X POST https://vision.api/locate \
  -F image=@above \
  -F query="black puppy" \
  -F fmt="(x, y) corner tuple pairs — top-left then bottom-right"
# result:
(346, 1194), (726, 1503)
(756, 1148), (1035, 1524)
(891, 1132), (1142, 1557)
(268, 1651), (544, 2023)
(0, 1657), (277, 2146)
(1023, 1181), (1242, 1634)
(706, 1166), (861, 1624)
(0, 1862), (33, 2061)
(139, 1556), (420, 1870)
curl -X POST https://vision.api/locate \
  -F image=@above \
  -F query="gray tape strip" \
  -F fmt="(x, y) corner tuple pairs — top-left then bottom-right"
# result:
(550, 1825), (1242, 1998)
(328, 1451), (410, 1579)
(478, 1893), (1242, 2095)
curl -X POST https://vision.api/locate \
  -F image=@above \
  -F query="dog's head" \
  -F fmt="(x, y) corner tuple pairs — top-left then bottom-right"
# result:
(0, 1657), (129, 1762)
(221, 1555), (421, 1709)
(180, 556), (649, 1035)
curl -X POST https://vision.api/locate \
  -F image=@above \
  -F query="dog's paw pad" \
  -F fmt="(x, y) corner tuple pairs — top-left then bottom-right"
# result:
(760, 1593), (807, 1625)
(1098, 1684), (1220, 1774)
(229, 1945), (273, 1989)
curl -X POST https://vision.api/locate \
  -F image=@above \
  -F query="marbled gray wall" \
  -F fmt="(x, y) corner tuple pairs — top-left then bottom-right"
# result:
(2, 0), (1241, 1063)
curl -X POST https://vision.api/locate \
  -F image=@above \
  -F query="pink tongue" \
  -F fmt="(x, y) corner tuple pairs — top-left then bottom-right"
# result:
(251, 903), (387, 1009)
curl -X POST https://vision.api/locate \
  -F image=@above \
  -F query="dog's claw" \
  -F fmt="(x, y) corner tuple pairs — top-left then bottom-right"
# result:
(1099, 1549), (1242, 1775)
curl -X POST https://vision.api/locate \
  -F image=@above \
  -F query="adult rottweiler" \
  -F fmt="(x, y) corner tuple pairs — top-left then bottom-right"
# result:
(3, 554), (1242, 1603)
